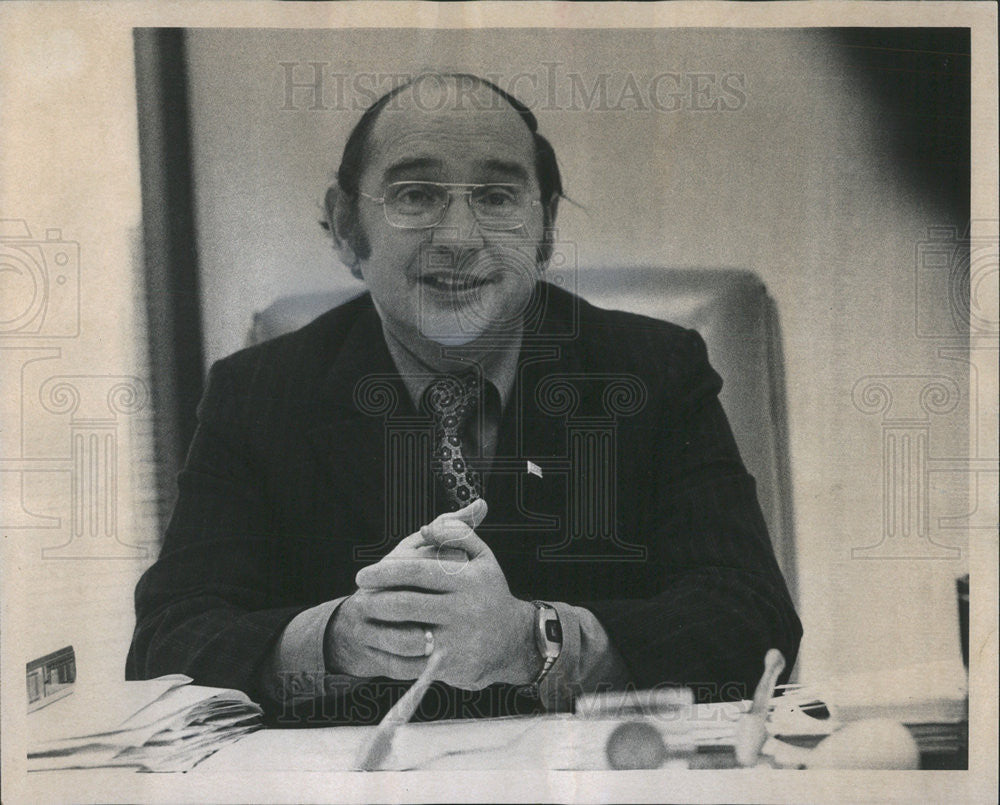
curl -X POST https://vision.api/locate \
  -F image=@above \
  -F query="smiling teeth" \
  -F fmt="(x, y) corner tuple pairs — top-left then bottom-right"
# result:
(423, 275), (488, 291)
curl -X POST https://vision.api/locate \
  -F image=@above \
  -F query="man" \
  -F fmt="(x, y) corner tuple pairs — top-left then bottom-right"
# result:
(127, 74), (801, 724)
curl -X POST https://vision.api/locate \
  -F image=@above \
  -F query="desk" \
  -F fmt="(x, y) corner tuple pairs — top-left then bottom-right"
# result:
(192, 712), (966, 773)
(195, 713), (742, 772)
(16, 764), (977, 805)
(15, 717), (971, 805)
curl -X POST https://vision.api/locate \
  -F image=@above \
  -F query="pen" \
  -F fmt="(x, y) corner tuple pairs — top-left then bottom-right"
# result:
(354, 650), (445, 771)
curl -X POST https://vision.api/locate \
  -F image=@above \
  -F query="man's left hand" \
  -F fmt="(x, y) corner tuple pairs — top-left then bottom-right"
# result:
(354, 499), (539, 690)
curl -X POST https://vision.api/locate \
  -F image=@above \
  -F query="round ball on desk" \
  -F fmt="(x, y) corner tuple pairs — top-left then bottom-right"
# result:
(809, 719), (920, 769)
(606, 721), (668, 770)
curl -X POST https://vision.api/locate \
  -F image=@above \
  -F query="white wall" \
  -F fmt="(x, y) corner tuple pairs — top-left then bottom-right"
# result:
(1, 11), (159, 737)
(185, 28), (972, 682)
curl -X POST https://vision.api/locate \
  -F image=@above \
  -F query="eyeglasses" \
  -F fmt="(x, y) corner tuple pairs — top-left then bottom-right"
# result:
(359, 181), (542, 230)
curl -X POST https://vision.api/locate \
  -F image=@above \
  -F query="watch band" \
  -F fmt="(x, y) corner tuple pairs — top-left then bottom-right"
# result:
(523, 601), (562, 697)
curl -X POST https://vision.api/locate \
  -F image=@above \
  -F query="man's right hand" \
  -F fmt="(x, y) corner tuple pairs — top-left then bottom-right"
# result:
(324, 588), (427, 679)
(323, 527), (468, 679)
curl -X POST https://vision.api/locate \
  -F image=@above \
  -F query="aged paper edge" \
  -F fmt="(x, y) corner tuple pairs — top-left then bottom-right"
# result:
(1, 2), (996, 803)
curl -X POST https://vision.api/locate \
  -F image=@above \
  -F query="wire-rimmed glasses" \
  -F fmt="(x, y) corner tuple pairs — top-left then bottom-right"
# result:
(359, 181), (541, 230)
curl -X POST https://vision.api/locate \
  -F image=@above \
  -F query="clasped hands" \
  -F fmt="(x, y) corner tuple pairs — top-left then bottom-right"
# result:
(327, 499), (539, 690)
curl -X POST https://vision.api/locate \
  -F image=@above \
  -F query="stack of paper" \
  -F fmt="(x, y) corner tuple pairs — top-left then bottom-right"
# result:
(28, 674), (262, 772)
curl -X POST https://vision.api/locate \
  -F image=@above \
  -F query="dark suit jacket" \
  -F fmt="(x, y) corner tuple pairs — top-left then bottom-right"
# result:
(127, 282), (801, 723)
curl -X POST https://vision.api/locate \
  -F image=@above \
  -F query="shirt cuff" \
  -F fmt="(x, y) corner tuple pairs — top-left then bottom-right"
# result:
(260, 597), (348, 702)
(535, 601), (631, 712)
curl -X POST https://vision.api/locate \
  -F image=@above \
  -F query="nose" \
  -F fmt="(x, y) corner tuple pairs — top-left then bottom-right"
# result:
(430, 191), (485, 245)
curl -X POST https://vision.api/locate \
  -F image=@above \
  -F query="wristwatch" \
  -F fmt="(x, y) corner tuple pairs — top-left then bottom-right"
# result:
(522, 601), (562, 697)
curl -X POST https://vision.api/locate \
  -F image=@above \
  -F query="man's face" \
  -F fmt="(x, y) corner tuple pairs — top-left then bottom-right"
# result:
(354, 81), (546, 351)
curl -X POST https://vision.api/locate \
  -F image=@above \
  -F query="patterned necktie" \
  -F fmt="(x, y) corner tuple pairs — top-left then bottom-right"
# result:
(423, 373), (483, 511)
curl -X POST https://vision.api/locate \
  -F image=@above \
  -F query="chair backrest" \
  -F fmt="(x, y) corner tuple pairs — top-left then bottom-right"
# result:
(249, 267), (797, 601)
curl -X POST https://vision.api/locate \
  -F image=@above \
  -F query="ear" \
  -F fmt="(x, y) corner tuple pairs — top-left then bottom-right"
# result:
(324, 185), (362, 279)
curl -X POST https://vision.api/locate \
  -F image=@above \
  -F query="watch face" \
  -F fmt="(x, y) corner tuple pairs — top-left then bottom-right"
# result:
(545, 619), (563, 644)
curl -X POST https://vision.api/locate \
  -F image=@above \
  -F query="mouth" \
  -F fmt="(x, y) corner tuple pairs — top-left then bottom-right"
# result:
(419, 272), (501, 293)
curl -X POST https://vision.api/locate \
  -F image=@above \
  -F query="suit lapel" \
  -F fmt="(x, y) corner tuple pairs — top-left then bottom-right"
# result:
(482, 284), (586, 593)
(308, 301), (427, 562)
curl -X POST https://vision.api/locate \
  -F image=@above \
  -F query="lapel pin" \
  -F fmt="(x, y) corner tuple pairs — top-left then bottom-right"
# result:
(526, 460), (543, 478)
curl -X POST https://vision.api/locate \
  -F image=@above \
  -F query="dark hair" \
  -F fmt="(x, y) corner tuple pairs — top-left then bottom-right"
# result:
(325, 73), (562, 266)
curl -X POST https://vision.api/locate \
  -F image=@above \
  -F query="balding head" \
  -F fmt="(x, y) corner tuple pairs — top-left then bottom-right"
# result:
(325, 73), (562, 273)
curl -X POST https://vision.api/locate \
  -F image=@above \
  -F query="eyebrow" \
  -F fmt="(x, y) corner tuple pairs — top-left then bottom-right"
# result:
(480, 159), (530, 183)
(381, 157), (532, 185)
(383, 158), (443, 183)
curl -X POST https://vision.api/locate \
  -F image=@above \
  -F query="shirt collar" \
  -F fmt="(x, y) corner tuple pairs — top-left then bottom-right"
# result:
(377, 313), (521, 412)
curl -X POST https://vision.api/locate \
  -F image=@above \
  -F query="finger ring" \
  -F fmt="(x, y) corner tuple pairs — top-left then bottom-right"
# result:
(423, 629), (434, 657)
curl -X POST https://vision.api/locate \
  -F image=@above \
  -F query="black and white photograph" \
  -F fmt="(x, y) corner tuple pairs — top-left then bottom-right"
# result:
(1, 3), (996, 803)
